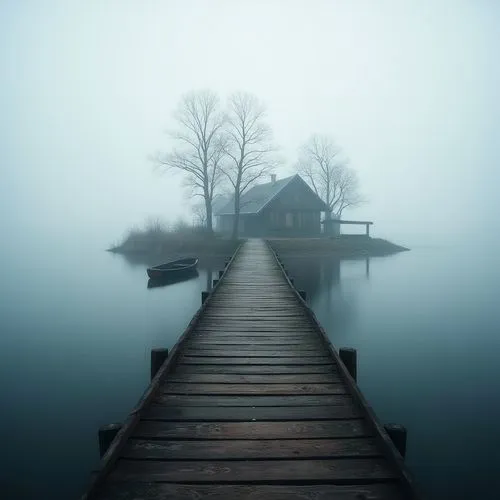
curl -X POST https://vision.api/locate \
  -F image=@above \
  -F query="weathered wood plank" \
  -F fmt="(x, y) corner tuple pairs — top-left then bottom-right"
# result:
(143, 403), (361, 421)
(192, 333), (319, 338)
(161, 383), (347, 395)
(95, 482), (406, 500)
(123, 437), (381, 460)
(196, 321), (312, 325)
(200, 321), (310, 325)
(182, 349), (326, 357)
(108, 458), (397, 483)
(191, 334), (319, 340)
(202, 315), (310, 320)
(193, 326), (315, 331)
(195, 325), (317, 329)
(166, 373), (340, 384)
(172, 365), (338, 374)
(206, 304), (305, 308)
(207, 304), (305, 308)
(132, 420), (369, 440)
(187, 340), (322, 347)
(180, 356), (333, 365)
(154, 394), (357, 407)
(194, 326), (317, 330)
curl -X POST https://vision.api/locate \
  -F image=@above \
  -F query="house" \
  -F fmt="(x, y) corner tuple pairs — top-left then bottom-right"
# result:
(214, 174), (329, 237)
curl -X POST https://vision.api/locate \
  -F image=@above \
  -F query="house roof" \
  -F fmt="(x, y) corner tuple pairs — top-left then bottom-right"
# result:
(215, 174), (328, 215)
(212, 195), (232, 215)
(215, 175), (295, 215)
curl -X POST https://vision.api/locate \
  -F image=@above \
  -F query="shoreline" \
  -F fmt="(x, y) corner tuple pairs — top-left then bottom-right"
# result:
(108, 235), (408, 261)
(268, 236), (409, 258)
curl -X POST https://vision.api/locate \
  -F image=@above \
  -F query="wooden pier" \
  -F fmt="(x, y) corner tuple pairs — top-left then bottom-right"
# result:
(83, 239), (419, 500)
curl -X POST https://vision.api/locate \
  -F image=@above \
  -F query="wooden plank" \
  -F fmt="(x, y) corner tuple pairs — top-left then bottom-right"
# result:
(202, 315), (309, 320)
(197, 317), (312, 322)
(180, 356), (333, 365)
(172, 365), (337, 374)
(182, 349), (325, 357)
(166, 373), (340, 384)
(94, 482), (406, 500)
(192, 334), (319, 338)
(191, 334), (319, 340)
(161, 383), (347, 395)
(193, 328), (318, 332)
(195, 325), (318, 329)
(186, 341), (323, 348)
(133, 420), (369, 440)
(154, 394), (357, 407)
(199, 308), (311, 313)
(192, 331), (318, 336)
(123, 437), (381, 459)
(143, 403), (361, 421)
(214, 284), (293, 287)
(197, 321), (312, 325)
(195, 328), (316, 333)
(108, 458), (397, 483)
(207, 303), (303, 306)
(206, 305), (305, 309)
(203, 309), (307, 313)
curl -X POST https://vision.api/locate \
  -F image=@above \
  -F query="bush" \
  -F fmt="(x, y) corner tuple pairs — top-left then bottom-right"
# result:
(110, 217), (223, 253)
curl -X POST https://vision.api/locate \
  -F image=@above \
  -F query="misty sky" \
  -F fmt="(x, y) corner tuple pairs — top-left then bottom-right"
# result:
(1, 0), (498, 249)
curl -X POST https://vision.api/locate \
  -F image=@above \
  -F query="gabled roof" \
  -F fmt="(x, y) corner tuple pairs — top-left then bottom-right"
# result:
(215, 174), (328, 215)
(212, 195), (232, 215)
(215, 175), (296, 216)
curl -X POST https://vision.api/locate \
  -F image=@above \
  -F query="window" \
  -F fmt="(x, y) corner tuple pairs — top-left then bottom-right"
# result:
(285, 212), (293, 228)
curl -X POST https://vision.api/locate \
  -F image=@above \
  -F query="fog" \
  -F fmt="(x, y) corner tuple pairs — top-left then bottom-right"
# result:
(1, 0), (499, 250)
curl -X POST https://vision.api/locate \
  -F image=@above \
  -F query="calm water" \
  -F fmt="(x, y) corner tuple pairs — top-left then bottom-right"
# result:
(1, 240), (499, 499)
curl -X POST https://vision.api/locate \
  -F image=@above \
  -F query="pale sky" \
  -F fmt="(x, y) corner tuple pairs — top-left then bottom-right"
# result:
(1, 0), (498, 249)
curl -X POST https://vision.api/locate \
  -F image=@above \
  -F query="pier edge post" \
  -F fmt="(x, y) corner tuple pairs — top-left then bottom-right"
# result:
(219, 270), (224, 278)
(384, 423), (407, 458)
(290, 278), (294, 286)
(298, 290), (307, 301)
(201, 291), (209, 304)
(339, 347), (357, 381)
(213, 279), (219, 287)
(98, 423), (122, 458)
(150, 348), (169, 380)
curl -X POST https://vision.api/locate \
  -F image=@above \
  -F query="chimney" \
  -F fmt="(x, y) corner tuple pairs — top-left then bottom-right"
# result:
(271, 174), (277, 184)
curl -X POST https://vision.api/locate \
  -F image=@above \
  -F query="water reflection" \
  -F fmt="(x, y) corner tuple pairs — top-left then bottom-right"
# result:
(281, 256), (372, 336)
(147, 270), (199, 289)
(206, 264), (214, 291)
(282, 256), (341, 302)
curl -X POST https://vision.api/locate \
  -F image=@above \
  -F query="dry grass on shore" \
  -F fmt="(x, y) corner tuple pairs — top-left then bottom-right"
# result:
(108, 219), (240, 256)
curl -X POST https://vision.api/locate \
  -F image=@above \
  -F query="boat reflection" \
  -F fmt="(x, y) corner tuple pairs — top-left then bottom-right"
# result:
(147, 270), (199, 289)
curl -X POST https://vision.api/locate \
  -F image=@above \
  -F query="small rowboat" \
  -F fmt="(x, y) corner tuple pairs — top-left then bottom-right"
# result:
(146, 257), (198, 280)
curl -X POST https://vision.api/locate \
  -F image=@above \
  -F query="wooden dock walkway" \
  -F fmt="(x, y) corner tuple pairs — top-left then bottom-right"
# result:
(83, 239), (419, 500)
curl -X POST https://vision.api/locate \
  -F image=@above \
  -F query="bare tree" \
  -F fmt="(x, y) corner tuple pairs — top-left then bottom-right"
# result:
(296, 134), (364, 218)
(154, 90), (225, 234)
(191, 202), (207, 227)
(222, 92), (279, 239)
